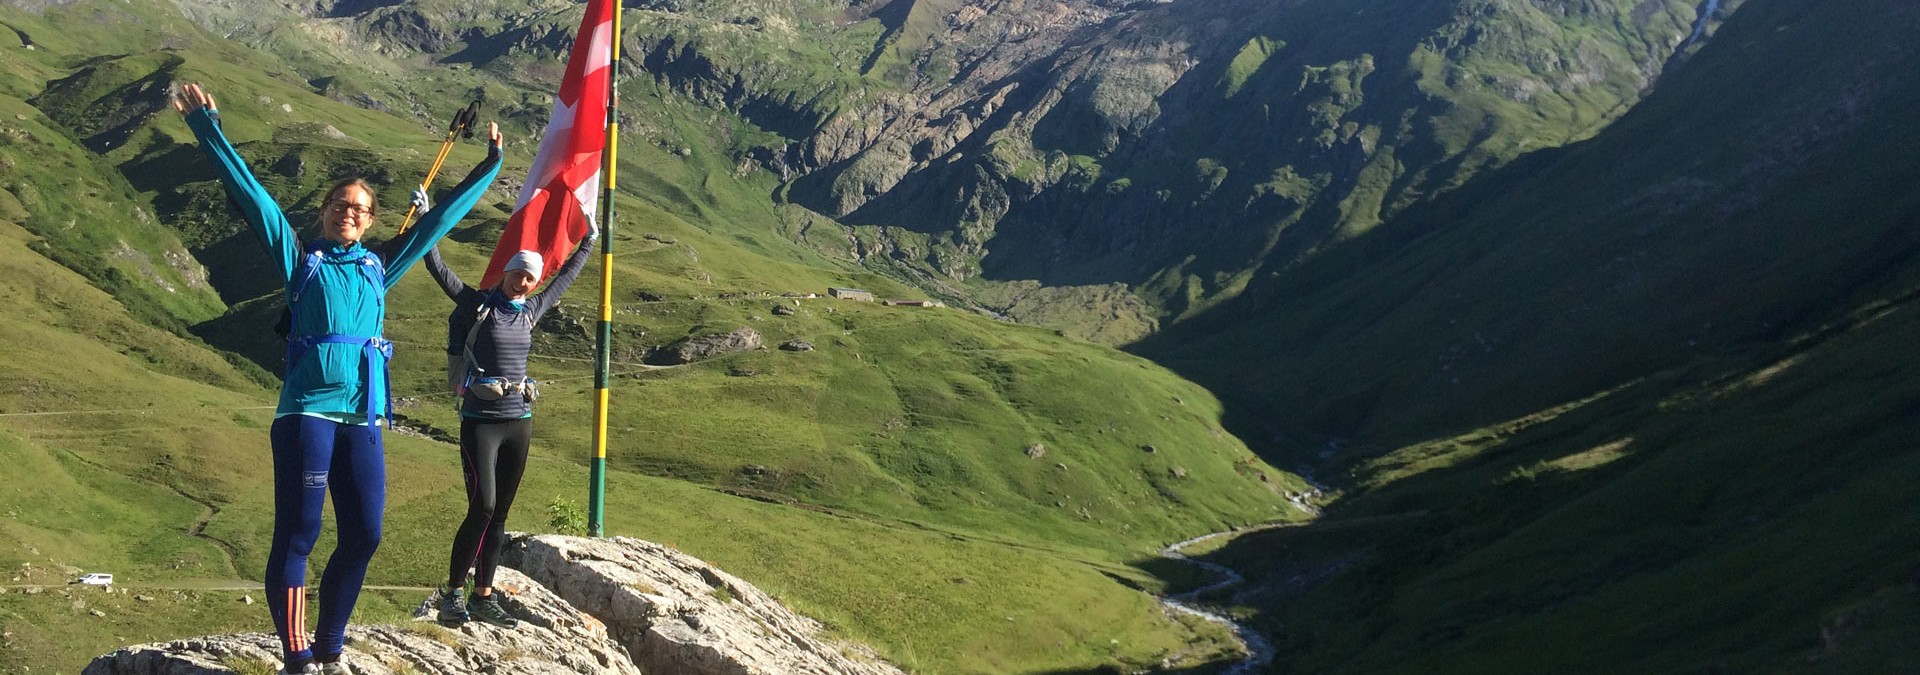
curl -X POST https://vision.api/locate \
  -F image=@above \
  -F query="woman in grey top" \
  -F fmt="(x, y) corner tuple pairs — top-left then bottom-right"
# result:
(421, 226), (595, 626)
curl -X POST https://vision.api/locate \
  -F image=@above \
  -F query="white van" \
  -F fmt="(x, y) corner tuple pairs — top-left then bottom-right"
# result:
(76, 573), (113, 586)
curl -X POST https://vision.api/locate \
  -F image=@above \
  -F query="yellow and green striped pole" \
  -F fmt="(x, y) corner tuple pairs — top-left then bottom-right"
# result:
(588, 3), (622, 538)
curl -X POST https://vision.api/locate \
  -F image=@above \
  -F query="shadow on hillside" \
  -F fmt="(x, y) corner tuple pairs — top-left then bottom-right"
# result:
(1124, 145), (1580, 476)
(1176, 302), (1920, 667)
(191, 291), (288, 376)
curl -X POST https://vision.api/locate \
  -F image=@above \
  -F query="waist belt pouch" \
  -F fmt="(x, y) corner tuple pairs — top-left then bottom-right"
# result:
(469, 378), (510, 401)
(522, 379), (540, 403)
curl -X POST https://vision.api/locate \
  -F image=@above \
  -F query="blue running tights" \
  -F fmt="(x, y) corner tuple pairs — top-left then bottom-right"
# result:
(265, 415), (386, 663)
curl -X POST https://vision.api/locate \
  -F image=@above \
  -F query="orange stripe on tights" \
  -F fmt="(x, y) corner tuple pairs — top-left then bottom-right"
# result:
(288, 587), (306, 652)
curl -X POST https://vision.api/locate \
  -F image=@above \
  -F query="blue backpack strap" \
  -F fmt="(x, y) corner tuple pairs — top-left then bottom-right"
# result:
(283, 247), (323, 365)
(357, 255), (390, 425)
(365, 336), (394, 431)
(289, 248), (325, 306)
(356, 253), (387, 309)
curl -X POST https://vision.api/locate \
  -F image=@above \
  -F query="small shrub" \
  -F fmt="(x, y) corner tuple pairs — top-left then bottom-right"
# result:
(546, 497), (587, 536)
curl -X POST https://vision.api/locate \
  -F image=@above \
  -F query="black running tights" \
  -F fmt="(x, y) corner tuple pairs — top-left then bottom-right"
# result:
(449, 417), (531, 590)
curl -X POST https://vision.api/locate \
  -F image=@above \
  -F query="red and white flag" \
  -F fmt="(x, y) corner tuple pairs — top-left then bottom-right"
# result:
(482, 0), (615, 288)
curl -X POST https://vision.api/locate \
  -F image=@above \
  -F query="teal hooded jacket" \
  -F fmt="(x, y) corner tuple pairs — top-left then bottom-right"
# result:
(186, 108), (502, 422)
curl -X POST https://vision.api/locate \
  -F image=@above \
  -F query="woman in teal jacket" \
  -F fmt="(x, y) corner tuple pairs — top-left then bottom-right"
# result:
(175, 83), (502, 675)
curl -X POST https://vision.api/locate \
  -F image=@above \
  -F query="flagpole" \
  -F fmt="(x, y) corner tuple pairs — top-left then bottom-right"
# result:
(588, 0), (620, 538)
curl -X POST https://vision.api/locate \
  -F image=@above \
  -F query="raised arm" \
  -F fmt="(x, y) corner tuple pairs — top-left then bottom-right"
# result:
(174, 83), (298, 283)
(382, 124), (504, 287)
(527, 232), (597, 321)
(421, 245), (472, 300)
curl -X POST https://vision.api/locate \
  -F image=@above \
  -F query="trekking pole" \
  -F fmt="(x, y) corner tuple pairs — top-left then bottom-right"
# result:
(397, 101), (481, 234)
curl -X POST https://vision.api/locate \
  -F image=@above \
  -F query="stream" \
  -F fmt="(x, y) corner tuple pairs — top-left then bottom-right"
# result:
(1158, 528), (1279, 675)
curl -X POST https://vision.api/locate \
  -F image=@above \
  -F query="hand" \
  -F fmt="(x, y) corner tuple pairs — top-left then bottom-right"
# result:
(584, 222), (600, 242)
(171, 82), (217, 117)
(410, 186), (432, 214)
(487, 121), (501, 149)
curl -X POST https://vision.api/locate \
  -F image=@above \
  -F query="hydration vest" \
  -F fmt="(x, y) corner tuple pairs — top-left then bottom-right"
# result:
(448, 297), (539, 404)
(282, 241), (395, 429)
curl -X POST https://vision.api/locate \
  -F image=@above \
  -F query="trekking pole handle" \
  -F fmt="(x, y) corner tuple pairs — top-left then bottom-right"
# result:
(400, 101), (483, 233)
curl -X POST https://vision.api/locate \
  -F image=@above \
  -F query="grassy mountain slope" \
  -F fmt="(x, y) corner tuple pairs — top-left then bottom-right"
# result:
(223, 0), (1731, 341)
(0, 1), (1298, 672)
(1205, 283), (1920, 673)
(1142, 0), (1920, 456)
(0, 217), (270, 578)
(1136, 0), (1920, 670)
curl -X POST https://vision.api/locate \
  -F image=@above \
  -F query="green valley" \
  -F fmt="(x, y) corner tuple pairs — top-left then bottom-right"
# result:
(6, 0), (1920, 672)
(0, 1), (1297, 672)
(1141, 0), (1920, 672)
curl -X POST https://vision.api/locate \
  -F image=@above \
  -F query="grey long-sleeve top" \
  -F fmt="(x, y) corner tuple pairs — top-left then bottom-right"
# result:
(422, 240), (593, 419)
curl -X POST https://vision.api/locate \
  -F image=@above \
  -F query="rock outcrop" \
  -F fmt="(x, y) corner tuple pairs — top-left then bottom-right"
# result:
(647, 327), (763, 365)
(86, 536), (905, 675)
(503, 535), (903, 675)
(84, 568), (637, 674)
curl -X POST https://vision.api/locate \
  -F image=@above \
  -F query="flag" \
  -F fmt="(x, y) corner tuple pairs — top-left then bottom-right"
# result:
(481, 0), (615, 288)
